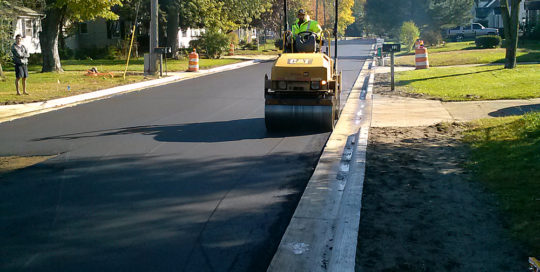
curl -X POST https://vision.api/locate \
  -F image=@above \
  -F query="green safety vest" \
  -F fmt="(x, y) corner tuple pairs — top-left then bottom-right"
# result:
(292, 18), (323, 39)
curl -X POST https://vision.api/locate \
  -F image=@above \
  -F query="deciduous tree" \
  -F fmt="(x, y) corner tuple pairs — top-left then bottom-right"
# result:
(500, 0), (522, 69)
(39, 0), (121, 72)
(364, 0), (473, 37)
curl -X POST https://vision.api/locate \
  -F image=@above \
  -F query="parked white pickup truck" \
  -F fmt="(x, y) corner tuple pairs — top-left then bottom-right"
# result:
(447, 23), (499, 41)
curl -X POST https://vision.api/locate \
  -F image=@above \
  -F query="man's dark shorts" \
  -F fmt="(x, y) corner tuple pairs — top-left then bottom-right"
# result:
(15, 64), (28, 79)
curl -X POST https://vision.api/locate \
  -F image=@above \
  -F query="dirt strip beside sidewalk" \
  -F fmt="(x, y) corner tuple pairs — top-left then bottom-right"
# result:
(355, 125), (526, 271)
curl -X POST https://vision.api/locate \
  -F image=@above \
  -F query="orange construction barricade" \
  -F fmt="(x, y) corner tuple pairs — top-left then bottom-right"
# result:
(415, 46), (429, 69)
(188, 49), (199, 72)
(228, 43), (234, 56)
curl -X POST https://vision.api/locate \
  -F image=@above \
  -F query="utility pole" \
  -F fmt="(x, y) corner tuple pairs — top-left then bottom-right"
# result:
(145, 0), (158, 75)
(316, 0), (318, 21)
(322, 0), (326, 27)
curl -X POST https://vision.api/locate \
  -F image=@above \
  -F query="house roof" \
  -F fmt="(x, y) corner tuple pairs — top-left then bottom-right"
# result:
(0, 3), (43, 17)
(525, 0), (540, 10)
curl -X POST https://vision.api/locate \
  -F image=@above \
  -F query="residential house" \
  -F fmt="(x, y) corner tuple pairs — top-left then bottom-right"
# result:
(65, 18), (129, 51)
(178, 28), (205, 48)
(525, 0), (540, 29)
(66, 20), (205, 52)
(235, 28), (258, 43)
(0, 4), (43, 54)
(473, 0), (526, 30)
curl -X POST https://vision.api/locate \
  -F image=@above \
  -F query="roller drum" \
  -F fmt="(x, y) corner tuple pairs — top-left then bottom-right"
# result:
(265, 104), (334, 131)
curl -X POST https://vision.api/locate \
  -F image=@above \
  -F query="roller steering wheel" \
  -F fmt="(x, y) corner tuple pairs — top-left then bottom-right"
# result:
(296, 31), (317, 42)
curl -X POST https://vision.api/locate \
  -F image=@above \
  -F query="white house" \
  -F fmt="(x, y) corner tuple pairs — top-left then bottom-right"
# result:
(178, 28), (205, 48)
(1, 4), (44, 54)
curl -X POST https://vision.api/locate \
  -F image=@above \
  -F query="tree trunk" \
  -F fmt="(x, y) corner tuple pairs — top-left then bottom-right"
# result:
(39, 6), (63, 72)
(0, 63), (5, 80)
(501, 0), (521, 69)
(166, 6), (179, 58)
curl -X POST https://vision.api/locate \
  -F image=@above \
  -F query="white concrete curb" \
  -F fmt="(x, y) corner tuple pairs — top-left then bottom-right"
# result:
(267, 56), (376, 271)
(0, 59), (264, 124)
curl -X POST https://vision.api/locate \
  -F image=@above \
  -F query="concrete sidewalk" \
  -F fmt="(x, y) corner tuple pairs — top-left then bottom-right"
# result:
(0, 58), (273, 124)
(371, 66), (540, 127)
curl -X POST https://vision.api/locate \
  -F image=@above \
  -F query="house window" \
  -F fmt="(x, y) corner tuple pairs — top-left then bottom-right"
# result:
(107, 20), (121, 39)
(32, 20), (38, 38)
(24, 19), (33, 37)
(80, 23), (88, 34)
(182, 30), (187, 37)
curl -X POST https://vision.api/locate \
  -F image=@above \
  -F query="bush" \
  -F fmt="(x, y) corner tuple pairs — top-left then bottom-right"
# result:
(189, 39), (203, 51)
(74, 46), (119, 60)
(59, 47), (75, 59)
(475, 35), (501, 48)
(421, 30), (443, 46)
(530, 25), (540, 40)
(242, 42), (258, 50)
(198, 30), (229, 59)
(28, 53), (42, 65)
(400, 21), (420, 52)
(0, 53), (12, 68)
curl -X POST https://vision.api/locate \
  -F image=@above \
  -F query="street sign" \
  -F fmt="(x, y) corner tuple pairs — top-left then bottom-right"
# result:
(382, 43), (401, 53)
(382, 43), (400, 91)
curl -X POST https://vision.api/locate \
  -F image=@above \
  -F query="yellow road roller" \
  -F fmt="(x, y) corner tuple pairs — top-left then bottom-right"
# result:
(264, 0), (342, 131)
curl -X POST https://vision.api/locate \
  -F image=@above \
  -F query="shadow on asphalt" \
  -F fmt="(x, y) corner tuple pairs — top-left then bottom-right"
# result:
(1, 149), (322, 271)
(33, 118), (327, 143)
(488, 104), (540, 117)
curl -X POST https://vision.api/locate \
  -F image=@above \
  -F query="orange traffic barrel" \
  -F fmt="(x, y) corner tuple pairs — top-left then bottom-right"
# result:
(415, 47), (429, 69)
(228, 43), (234, 56)
(188, 49), (199, 72)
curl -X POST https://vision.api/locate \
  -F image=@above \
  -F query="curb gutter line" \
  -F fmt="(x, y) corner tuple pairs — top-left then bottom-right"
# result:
(0, 59), (263, 124)
(267, 54), (376, 272)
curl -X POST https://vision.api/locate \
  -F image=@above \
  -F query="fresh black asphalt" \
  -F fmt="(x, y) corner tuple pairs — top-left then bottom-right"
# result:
(0, 39), (373, 272)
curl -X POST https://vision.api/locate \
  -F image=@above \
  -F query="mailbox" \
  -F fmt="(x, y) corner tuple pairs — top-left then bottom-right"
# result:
(382, 43), (401, 53)
(154, 47), (172, 54)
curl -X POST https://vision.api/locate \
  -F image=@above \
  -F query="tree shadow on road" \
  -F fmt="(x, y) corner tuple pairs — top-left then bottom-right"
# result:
(1, 149), (322, 271)
(33, 118), (327, 143)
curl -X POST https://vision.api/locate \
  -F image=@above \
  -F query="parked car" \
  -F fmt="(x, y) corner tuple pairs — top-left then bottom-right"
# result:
(446, 23), (499, 41)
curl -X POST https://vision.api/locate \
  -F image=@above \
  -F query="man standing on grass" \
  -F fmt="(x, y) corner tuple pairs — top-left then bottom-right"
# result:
(12, 34), (29, 95)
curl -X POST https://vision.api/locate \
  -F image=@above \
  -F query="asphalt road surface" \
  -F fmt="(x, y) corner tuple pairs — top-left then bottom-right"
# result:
(0, 39), (373, 272)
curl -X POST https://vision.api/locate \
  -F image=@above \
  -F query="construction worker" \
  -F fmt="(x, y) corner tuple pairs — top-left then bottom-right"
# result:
(292, 9), (323, 41)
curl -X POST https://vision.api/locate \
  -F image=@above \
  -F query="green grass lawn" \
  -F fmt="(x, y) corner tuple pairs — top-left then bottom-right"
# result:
(234, 48), (280, 55)
(395, 41), (540, 66)
(397, 41), (477, 56)
(463, 112), (540, 256)
(234, 40), (280, 55)
(0, 71), (150, 104)
(11, 58), (242, 73)
(0, 58), (243, 104)
(396, 64), (540, 101)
